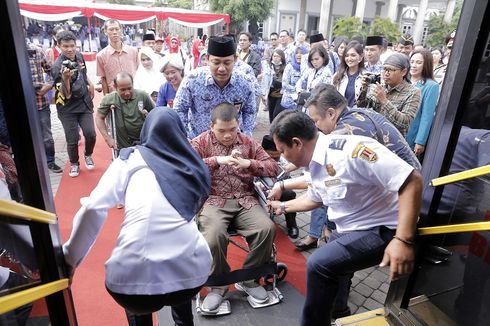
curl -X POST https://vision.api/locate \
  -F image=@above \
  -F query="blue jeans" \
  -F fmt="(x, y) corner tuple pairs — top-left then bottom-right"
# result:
(57, 111), (96, 164)
(309, 206), (336, 238)
(38, 106), (55, 164)
(301, 226), (395, 326)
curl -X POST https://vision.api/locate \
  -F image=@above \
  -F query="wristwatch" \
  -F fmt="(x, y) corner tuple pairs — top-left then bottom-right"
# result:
(280, 202), (286, 215)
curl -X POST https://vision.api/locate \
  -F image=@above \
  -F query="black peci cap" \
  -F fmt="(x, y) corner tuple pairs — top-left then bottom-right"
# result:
(207, 36), (236, 57)
(143, 33), (155, 42)
(365, 35), (383, 46)
(309, 33), (324, 44)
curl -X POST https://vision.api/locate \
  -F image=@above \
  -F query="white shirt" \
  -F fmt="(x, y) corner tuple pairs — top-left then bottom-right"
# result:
(306, 133), (414, 232)
(63, 149), (212, 295)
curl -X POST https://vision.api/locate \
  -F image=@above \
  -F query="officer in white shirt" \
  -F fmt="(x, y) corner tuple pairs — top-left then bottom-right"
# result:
(268, 110), (423, 325)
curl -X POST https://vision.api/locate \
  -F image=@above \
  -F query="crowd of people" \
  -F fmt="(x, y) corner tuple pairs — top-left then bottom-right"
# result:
(13, 17), (459, 326)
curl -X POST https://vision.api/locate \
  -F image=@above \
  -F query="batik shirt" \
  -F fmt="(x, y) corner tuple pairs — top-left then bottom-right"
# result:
(174, 67), (256, 138)
(234, 60), (262, 97)
(190, 130), (279, 209)
(332, 107), (421, 170)
(296, 66), (332, 92)
(281, 63), (303, 109)
(364, 60), (384, 74)
(28, 47), (49, 110)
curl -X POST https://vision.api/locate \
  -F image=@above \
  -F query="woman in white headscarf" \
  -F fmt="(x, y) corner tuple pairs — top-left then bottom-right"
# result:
(134, 46), (165, 101)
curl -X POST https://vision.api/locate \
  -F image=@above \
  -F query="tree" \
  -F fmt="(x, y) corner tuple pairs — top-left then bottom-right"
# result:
(332, 17), (368, 39)
(107, 0), (135, 5)
(209, 0), (274, 40)
(370, 17), (399, 43)
(153, 0), (193, 9)
(425, 1), (462, 47)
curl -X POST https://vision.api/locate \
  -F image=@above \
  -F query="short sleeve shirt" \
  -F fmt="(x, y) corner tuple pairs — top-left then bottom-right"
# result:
(96, 44), (139, 93)
(98, 89), (154, 148)
(306, 133), (414, 232)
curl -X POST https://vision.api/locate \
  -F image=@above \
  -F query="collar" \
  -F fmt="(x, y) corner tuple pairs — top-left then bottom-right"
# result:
(108, 43), (128, 55)
(204, 68), (236, 88)
(388, 79), (409, 93)
(117, 91), (136, 102)
(310, 132), (328, 166)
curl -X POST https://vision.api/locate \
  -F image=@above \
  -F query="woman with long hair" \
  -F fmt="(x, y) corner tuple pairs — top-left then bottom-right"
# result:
(333, 41), (365, 107)
(329, 36), (349, 75)
(296, 46), (332, 94)
(431, 46), (447, 85)
(267, 49), (287, 122)
(280, 46), (308, 110)
(407, 49), (440, 157)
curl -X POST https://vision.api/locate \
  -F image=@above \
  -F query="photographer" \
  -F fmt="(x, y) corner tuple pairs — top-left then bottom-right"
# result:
(51, 30), (96, 178)
(356, 52), (420, 137)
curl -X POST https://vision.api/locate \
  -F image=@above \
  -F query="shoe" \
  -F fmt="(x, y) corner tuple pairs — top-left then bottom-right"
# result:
(287, 226), (299, 239)
(84, 155), (95, 170)
(202, 288), (226, 312)
(235, 281), (268, 303)
(47, 162), (63, 173)
(69, 164), (80, 177)
(332, 307), (351, 319)
(294, 237), (318, 251)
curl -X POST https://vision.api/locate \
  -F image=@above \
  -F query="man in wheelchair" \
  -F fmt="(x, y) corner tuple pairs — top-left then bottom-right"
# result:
(190, 103), (280, 313)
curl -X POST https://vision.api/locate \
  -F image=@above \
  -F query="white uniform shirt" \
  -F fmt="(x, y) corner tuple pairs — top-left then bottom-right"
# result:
(63, 149), (212, 295)
(306, 133), (414, 232)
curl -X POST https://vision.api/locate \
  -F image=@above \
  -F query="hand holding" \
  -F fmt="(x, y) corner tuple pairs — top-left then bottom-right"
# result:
(379, 238), (415, 281)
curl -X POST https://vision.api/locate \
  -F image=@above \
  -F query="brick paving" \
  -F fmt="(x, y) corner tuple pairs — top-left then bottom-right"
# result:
(48, 61), (390, 316)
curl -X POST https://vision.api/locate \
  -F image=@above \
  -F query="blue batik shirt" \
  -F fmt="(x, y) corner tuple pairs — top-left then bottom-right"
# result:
(332, 107), (421, 170)
(173, 67), (257, 138)
(364, 60), (384, 74)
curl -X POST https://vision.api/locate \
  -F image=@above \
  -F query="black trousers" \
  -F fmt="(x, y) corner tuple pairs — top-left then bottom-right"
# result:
(106, 285), (202, 326)
(57, 111), (96, 164)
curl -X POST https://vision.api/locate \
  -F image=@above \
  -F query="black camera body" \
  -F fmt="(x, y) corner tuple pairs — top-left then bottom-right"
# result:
(62, 60), (78, 70)
(364, 72), (381, 85)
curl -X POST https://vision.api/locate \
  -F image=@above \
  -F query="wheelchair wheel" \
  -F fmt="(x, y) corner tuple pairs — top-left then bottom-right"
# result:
(264, 263), (288, 285)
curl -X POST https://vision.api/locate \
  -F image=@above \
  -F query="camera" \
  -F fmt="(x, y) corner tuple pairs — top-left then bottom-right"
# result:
(62, 60), (78, 70)
(364, 72), (381, 85)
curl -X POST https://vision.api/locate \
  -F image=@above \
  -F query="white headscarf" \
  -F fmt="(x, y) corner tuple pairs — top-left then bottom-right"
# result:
(134, 46), (165, 96)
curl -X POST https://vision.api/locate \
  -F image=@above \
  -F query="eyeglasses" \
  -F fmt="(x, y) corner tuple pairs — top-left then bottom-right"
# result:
(382, 67), (400, 74)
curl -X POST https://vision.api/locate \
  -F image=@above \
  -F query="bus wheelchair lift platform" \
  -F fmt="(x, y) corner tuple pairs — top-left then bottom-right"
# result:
(197, 176), (288, 315)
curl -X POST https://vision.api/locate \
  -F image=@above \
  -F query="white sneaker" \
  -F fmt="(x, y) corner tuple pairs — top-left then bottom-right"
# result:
(84, 155), (95, 170)
(69, 164), (80, 177)
(235, 281), (268, 303)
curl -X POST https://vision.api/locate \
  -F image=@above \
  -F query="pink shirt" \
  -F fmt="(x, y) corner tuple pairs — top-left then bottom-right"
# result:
(96, 43), (139, 93)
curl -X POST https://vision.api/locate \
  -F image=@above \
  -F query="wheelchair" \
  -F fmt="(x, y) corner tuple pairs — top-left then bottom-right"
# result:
(196, 177), (288, 316)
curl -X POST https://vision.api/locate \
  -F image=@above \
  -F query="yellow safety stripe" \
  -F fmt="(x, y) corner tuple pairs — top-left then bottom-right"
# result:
(0, 279), (69, 314)
(335, 307), (388, 325)
(419, 221), (490, 235)
(431, 165), (490, 186)
(0, 199), (56, 224)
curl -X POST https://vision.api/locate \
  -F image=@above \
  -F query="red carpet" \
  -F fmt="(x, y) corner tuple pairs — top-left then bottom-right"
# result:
(55, 92), (307, 325)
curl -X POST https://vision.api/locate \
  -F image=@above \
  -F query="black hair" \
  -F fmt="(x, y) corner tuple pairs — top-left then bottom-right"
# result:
(56, 30), (77, 44)
(239, 31), (253, 42)
(211, 103), (239, 123)
(103, 19), (122, 31)
(270, 111), (317, 147)
(305, 84), (347, 118)
(261, 134), (277, 151)
(270, 32), (279, 38)
(308, 46), (329, 68)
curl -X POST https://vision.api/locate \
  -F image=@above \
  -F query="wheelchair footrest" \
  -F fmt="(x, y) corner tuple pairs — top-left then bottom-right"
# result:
(196, 299), (232, 316)
(247, 287), (283, 309)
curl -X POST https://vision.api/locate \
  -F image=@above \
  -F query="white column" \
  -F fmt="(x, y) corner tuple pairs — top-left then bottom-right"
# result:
(355, 0), (366, 23)
(444, 0), (456, 24)
(318, 0), (332, 37)
(413, 0), (428, 44)
(387, 0), (399, 22)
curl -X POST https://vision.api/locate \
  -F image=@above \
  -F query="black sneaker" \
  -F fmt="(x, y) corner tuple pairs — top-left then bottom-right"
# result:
(47, 162), (63, 173)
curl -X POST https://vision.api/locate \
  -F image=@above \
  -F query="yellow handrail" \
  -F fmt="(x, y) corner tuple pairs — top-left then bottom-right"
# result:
(0, 199), (56, 224)
(0, 279), (69, 314)
(419, 221), (490, 235)
(431, 165), (490, 186)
